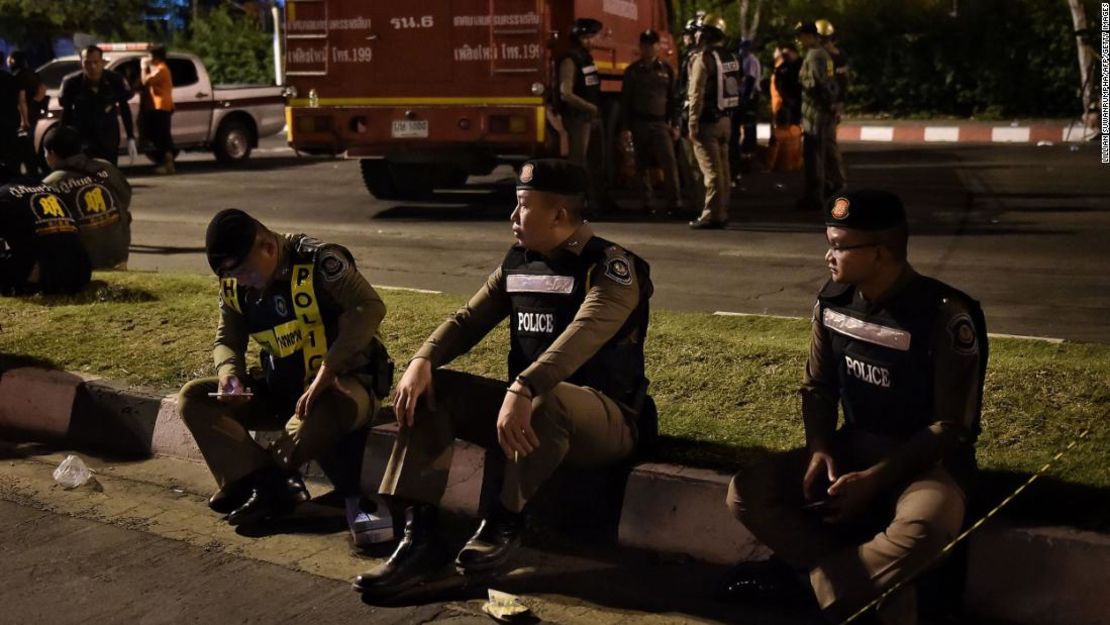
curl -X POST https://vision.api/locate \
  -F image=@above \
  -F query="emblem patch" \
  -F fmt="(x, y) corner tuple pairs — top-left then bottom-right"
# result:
(520, 163), (534, 183)
(319, 252), (349, 282)
(274, 295), (288, 317)
(603, 256), (633, 286)
(831, 197), (850, 220)
(947, 313), (978, 356)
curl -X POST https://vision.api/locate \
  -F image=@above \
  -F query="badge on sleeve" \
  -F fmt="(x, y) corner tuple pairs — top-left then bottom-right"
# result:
(319, 252), (350, 282)
(603, 256), (633, 286)
(947, 313), (978, 356)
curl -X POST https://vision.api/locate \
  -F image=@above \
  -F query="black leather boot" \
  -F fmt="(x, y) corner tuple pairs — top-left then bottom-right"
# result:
(716, 557), (816, 607)
(352, 503), (449, 596)
(226, 467), (310, 527)
(454, 501), (523, 574)
(207, 474), (256, 514)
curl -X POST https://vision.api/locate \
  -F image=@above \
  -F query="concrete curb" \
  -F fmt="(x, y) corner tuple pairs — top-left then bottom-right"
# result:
(754, 121), (1094, 144)
(0, 363), (1104, 625)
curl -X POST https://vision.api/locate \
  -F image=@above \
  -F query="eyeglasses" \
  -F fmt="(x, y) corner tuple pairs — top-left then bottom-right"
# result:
(827, 242), (877, 253)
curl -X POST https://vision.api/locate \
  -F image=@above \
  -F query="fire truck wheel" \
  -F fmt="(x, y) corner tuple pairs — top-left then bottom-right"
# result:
(387, 163), (436, 200)
(360, 159), (400, 200)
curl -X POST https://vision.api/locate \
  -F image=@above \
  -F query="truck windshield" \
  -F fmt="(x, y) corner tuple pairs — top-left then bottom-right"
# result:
(37, 60), (83, 90)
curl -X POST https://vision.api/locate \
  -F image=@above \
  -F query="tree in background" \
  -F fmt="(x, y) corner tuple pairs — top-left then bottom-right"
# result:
(0, 0), (149, 45)
(175, 4), (271, 85)
(670, 0), (1099, 119)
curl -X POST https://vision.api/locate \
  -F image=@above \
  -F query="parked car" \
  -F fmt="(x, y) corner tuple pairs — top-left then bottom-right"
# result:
(35, 44), (287, 164)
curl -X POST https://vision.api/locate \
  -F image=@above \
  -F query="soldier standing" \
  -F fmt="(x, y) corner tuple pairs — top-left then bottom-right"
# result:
(795, 22), (838, 211)
(621, 29), (682, 215)
(687, 13), (742, 230)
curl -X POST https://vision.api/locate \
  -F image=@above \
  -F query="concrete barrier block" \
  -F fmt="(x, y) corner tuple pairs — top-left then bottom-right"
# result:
(618, 462), (770, 564)
(0, 368), (94, 436)
(73, 380), (162, 456)
(966, 524), (1110, 625)
(151, 396), (204, 462)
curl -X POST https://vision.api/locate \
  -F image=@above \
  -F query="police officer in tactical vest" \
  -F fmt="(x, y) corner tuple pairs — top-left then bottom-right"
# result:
(353, 159), (655, 598)
(723, 190), (988, 625)
(687, 13), (742, 229)
(556, 18), (603, 167)
(178, 209), (391, 527)
(817, 19), (848, 196)
(0, 169), (91, 296)
(795, 22), (839, 212)
(676, 16), (706, 212)
(621, 29), (682, 215)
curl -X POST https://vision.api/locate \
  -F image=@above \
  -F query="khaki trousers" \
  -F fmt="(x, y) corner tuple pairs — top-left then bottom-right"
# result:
(379, 369), (635, 513)
(564, 114), (595, 166)
(726, 433), (966, 625)
(178, 376), (375, 488)
(692, 116), (732, 223)
(630, 120), (681, 206)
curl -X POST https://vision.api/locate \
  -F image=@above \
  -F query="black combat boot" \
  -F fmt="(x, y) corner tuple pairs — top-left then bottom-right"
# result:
(207, 474), (256, 514)
(716, 556), (817, 607)
(352, 503), (449, 597)
(454, 501), (524, 574)
(225, 467), (310, 527)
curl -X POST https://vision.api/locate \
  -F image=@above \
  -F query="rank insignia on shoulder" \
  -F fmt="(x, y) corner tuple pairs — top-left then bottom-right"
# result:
(603, 256), (633, 286)
(947, 313), (978, 356)
(320, 253), (349, 282)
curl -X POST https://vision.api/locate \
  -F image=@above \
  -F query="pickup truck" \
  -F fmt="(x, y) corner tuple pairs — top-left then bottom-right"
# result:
(34, 44), (287, 164)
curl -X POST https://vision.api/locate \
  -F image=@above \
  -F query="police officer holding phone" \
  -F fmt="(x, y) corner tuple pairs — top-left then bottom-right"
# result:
(177, 209), (391, 527)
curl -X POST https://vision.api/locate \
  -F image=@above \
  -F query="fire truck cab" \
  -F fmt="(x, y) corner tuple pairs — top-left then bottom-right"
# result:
(283, 0), (674, 199)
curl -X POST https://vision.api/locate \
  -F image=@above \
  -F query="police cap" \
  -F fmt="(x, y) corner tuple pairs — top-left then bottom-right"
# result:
(571, 18), (603, 37)
(795, 21), (820, 36)
(516, 159), (588, 196)
(205, 208), (259, 274)
(640, 29), (660, 45)
(825, 189), (907, 231)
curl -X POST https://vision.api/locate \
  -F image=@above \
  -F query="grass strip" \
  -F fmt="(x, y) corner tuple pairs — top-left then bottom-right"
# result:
(1, 271), (1106, 528)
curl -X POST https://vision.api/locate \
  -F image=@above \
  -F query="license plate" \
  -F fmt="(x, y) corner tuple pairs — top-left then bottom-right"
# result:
(391, 120), (428, 138)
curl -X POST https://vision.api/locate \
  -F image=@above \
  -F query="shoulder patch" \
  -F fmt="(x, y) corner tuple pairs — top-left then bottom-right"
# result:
(319, 251), (350, 282)
(603, 256), (633, 286)
(947, 313), (978, 356)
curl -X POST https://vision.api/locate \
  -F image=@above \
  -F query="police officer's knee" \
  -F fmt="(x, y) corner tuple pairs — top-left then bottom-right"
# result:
(177, 379), (216, 424)
(531, 393), (571, 431)
(889, 517), (952, 555)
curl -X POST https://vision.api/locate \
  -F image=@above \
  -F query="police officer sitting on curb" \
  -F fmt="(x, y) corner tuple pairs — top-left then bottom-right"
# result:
(687, 13), (742, 230)
(723, 190), (988, 625)
(178, 209), (391, 527)
(353, 159), (656, 598)
(0, 169), (91, 296)
(42, 125), (132, 270)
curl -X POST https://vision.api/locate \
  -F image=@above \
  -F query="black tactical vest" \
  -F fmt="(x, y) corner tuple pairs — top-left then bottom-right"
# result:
(0, 180), (90, 295)
(556, 45), (601, 115)
(502, 236), (652, 411)
(816, 275), (988, 443)
(701, 47), (742, 119)
(219, 236), (346, 405)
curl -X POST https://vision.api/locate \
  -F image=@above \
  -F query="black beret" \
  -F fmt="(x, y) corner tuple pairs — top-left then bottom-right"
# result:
(794, 21), (819, 36)
(640, 29), (660, 44)
(516, 159), (588, 196)
(205, 208), (258, 274)
(572, 18), (603, 36)
(825, 189), (907, 231)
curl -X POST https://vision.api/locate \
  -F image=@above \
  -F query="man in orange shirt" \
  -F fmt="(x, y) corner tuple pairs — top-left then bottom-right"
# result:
(141, 46), (175, 174)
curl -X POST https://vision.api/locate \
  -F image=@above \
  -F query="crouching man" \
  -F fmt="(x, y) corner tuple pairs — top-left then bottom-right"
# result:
(179, 209), (391, 527)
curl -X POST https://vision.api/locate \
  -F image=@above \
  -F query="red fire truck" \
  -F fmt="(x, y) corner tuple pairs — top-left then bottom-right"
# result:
(283, 0), (674, 199)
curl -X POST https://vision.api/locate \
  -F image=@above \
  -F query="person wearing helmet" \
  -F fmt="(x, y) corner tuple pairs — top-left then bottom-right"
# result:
(817, 19), (848, 196)
(555, 18), (604, 167)
(794, 21), (838, 212)
(621, 29), (683, 216)
(686, 12), (742, 230)
(676, 15), (707, 211)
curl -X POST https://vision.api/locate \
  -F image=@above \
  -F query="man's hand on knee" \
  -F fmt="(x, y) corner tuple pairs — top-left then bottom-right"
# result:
(496, 386), (540, 459)
(393, 358), (435, 427)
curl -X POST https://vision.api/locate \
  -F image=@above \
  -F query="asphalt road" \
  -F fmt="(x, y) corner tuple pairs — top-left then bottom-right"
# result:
(122, 136), (1110, 342)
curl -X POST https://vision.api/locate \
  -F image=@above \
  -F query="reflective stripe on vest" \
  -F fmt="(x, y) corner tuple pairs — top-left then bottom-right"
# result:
(224, 263), (328, 384)
(711, 50), (741, 111)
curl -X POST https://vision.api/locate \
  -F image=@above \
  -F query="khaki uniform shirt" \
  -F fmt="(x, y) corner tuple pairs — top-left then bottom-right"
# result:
(414, 223), (641, 397)
(213, 234), (387, 381)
